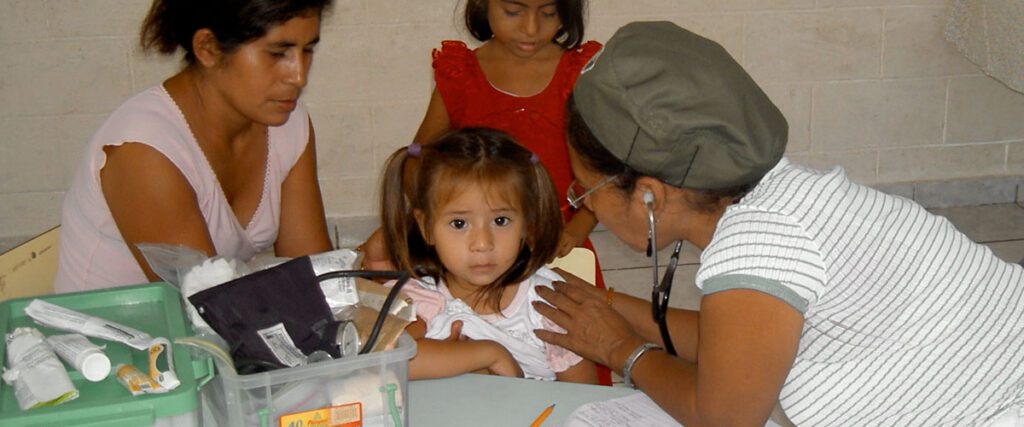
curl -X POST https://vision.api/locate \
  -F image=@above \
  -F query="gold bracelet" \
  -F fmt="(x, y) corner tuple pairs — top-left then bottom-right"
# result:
(605, 287), (615, 306)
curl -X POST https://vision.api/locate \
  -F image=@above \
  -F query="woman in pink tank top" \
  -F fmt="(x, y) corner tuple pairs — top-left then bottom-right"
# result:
(55, 0), (336, 292)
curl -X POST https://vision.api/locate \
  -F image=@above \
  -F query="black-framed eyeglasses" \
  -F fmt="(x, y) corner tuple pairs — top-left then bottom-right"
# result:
(566, 175), (618, 210)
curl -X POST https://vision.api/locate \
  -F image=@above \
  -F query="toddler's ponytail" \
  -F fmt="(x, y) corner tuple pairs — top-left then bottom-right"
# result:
(380, 145), (420, 275)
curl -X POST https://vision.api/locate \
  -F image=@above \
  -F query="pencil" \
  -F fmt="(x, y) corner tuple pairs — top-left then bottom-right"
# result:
(530, 403), (556, 427)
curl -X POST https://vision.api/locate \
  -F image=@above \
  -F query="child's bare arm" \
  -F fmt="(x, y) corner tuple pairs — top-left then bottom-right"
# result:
(413, 89), (451, 144)
(406, 319), (524, 380)
(555, 358), (600, 385)
(557, 208), (599, 258)
(409, 338), (523, 379)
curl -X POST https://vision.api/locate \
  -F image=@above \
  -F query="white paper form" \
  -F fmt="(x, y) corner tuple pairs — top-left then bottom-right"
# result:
(561, 392), (681, 427)
(562, 392), (790, 427)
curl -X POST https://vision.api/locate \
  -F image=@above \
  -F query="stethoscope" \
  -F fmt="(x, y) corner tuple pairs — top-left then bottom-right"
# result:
(644, 191), (681, 357)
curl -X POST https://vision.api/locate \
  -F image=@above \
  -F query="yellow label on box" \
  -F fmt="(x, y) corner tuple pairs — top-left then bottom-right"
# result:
(279, 402), (362, 427)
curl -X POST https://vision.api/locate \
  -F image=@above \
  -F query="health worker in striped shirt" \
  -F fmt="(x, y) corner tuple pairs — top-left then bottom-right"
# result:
(534, 21), (1024, 427)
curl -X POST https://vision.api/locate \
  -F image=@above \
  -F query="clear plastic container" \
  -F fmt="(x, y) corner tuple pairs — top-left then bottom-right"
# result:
(202, 334), (415, 427)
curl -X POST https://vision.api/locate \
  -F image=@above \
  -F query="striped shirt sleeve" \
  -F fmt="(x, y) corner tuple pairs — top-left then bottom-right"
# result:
(696, 208), (827, 313)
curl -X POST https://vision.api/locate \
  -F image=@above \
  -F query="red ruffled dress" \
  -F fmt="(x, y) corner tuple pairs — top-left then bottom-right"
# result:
(433, 40), (613, 385)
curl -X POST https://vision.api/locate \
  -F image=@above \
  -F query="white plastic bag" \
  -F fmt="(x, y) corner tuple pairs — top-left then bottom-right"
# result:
(137, 244), (250, 331)
(137, 244), (365, 329)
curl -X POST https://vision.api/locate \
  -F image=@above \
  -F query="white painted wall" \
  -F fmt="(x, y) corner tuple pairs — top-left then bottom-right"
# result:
(2, 0), (1023, 242)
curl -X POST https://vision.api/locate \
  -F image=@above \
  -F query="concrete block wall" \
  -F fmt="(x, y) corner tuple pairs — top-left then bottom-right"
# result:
(2, 0), (1024, 244)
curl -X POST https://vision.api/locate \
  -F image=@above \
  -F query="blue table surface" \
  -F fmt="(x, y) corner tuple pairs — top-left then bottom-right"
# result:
(409, 374), (638, 426)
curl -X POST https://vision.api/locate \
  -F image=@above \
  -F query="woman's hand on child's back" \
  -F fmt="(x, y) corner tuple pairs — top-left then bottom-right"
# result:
(533, 278), (641, 370)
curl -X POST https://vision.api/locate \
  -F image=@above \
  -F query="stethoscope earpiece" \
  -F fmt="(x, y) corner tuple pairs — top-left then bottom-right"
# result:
(645, 191), (655, 256)
(642, 187), (678, 356)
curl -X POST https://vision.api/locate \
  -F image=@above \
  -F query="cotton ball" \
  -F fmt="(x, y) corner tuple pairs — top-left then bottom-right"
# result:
(181, 257), (241, 329)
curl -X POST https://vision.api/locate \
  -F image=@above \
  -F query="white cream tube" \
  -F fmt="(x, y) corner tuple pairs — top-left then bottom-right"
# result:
(46, 334), (111, 382)
(2, 327), (79, 410)
(24, 299), (152, 351)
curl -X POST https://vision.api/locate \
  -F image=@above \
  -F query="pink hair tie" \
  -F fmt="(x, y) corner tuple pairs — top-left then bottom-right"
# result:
(530, 153), (540, 164)
(408, 143), (422, 157)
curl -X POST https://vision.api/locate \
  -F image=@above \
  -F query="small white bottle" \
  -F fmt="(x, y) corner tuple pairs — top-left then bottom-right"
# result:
(46, 334), (112, 382)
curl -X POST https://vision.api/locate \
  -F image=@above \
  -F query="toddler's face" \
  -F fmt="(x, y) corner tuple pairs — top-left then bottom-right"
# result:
(421, 183), (526, 293)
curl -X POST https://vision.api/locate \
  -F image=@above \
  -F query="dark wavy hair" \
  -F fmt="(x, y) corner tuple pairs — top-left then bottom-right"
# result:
(380, 128), (563, 312)
(140, 0), (334, 63)
(566, 95), (753, 213)
(464, 0), (587, 50)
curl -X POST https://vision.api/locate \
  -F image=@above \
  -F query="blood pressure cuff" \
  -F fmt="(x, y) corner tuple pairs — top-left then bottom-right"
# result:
(188, 256), (335, 372)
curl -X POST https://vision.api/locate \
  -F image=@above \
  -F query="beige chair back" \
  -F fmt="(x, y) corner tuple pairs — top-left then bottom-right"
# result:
(545, 247), (596, 285)
(0, 226), (60, 301)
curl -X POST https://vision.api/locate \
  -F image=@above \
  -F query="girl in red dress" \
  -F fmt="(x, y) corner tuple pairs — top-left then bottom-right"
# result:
(414, 0), (601, 260)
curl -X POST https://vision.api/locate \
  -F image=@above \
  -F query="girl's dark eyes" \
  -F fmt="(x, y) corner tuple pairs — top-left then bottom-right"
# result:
(447, 217), (510, 228)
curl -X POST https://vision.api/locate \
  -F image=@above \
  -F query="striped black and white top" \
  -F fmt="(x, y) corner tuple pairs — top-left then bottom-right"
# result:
(695, 157), (1024, 426)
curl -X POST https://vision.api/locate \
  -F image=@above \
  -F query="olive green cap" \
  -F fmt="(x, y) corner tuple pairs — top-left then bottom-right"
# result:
(574, 21), (788, 189)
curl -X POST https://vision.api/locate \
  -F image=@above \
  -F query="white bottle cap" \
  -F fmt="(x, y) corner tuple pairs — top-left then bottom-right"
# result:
(80, 351), (112, 382)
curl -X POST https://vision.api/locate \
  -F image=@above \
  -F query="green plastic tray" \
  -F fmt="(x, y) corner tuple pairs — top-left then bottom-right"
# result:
(0, 282), (212, 427)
